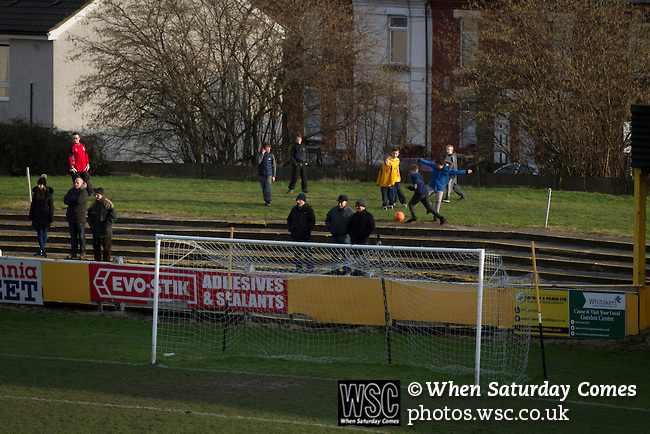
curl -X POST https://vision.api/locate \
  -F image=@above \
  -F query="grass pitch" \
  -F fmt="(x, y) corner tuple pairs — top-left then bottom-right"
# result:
(0, 305), (648, 433)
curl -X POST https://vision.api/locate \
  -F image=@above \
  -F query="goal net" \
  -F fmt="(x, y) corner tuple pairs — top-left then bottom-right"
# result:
(152, 234), (534, 385)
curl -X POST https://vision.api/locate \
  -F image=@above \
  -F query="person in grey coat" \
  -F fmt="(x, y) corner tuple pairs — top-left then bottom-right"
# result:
(63, 175), (88, 259)
(443, 145), (467, 202)
(325, 194), (355, 275)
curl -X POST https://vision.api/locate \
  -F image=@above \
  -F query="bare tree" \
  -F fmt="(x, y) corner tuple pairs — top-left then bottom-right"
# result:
(432, 0), (650, 180)
(266, 0), (422, 168)
(72, 0), (285, 177)
(73, 0), (420, 174)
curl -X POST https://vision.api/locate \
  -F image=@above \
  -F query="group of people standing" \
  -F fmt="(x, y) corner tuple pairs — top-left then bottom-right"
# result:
(405, 145), (472, 225)
(286, 193), (375, 274)
(27, 133), (117, 261)
(386, 144), (472, 225)
(258, 136), (472, 270)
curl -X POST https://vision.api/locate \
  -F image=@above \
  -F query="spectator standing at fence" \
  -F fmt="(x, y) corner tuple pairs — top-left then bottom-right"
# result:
(348, 198), (375, 245)
(28, 174), (54, 257)
(405, 164), (444, 225)
(87, 187), (118, 262)
(257, 142), (276, 206)
(287, 133), (309, 194)
(63, 175), (88, 259)
(325, 194), (355, 275)
(389, 147), (408, 208)
(376, 156), (396, 210)
(347, 198), (375, 276)
(287, 193), (315, 271)
(68, 132), (93, 194)
(443, 145), (467, 202)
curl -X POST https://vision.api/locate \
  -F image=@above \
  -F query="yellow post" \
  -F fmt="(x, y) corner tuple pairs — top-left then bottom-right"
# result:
(633, 167), (648, 330)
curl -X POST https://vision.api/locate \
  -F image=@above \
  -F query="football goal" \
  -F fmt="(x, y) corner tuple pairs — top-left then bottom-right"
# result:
(152, 234), (534, 385)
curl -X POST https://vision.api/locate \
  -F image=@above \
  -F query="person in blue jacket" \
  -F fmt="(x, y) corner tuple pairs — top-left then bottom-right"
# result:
(256, 142), (276, 206)
(417, 157), (472, 221)
(405, 164), (445, 224)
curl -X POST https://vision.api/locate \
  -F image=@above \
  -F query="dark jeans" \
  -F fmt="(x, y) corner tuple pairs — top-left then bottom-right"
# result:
(394, 182), (407, 204)
(288, 164), (308, 191)
(93, 237), (112, 262)
(330, 234), (351, 274)
(36, 227), (48, 252)
(293, 244), (314, 271)
(408, 194), (443, 220)
(380, 186), (395, 207)
(69, 222), (86, 256)
(259, 175), (273, 203)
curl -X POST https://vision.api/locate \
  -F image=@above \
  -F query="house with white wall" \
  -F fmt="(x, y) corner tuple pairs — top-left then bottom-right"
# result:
(0, 0), (102, 131)
(351, 0), (432, 155)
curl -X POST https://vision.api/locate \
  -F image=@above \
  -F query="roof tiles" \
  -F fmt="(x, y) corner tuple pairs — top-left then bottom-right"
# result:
(0, 0), (91, 36)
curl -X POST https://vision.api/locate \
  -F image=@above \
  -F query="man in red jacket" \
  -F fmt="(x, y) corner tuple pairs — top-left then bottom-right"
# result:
(69, 132), (91, 184)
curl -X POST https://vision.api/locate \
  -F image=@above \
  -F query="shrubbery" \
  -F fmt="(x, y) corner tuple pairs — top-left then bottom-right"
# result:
(0, 121), (109, 176)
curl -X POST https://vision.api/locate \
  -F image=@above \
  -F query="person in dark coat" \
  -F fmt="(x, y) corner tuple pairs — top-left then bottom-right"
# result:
(325, 194), (355, 274)
(405, 164), (445, 225)
(63, 175), (89, 259)
(347, 198), (375, 245)
(287, 133), (309, 194)
(287, 193), (315, 271)
(87, 187), (117, 262)
(347, 198), (376, 276)
(28, 174), (54, 257)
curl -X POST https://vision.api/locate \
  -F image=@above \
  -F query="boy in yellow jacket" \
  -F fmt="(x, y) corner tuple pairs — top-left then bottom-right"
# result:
(389, 148), (407, 208)
(376, 156), (395, 210)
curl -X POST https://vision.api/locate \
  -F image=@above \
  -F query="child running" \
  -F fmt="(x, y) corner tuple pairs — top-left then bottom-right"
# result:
(405, 164), (445, 224)
(418, 157), (472, 221)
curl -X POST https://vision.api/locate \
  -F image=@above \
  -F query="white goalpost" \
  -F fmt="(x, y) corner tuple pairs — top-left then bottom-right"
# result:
(152, 234), (534, 385)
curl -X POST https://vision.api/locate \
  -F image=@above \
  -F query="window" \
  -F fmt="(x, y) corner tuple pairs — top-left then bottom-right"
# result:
(454, 10), (479, 69)
(0, 41), (9, 100)
(390, 103), (408, 145)
(304, 88), (322, 139)
(459, 103), (476, 148)
(303, 12), (323, 61)
(549, 13), (572, 77)
(459, 17), (478, 68)
(493, 115), (510, 163)
(389, 16), (407, 64)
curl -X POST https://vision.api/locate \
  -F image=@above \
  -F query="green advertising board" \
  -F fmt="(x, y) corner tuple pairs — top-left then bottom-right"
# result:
(514, 289), (627, 339)
(569, 291), (626, 340)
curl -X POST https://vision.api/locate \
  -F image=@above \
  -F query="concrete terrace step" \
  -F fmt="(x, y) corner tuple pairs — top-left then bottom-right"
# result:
(0, 210), (645, 286)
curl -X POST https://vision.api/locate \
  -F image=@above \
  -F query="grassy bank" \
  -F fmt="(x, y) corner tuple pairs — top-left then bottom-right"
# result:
(0, 175), (645, 238)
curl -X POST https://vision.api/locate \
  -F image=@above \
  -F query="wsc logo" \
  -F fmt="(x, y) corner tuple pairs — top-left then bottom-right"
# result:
(338, 380), (401, 427)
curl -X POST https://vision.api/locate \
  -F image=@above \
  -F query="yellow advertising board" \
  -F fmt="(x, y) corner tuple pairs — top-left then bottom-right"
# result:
(41, 261), (91, 304)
